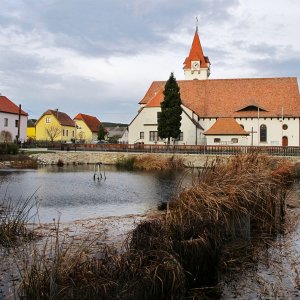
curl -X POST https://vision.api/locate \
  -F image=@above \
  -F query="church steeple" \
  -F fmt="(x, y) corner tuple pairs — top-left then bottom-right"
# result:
(183, 27), (210, 80)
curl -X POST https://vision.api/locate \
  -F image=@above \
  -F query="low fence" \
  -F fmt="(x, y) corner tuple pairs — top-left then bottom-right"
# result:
(48, 143), (300, 157)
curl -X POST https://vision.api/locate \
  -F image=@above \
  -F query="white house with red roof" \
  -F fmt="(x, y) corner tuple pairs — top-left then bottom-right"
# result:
(128, 28), (300, 146)
(0, 95), (28, 143)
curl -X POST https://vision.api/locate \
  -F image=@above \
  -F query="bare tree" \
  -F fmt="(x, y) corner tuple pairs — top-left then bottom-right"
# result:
(0, 130), (13, 143)
(45, 125), (61, 143)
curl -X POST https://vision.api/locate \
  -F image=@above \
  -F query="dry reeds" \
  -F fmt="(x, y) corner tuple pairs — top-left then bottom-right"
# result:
(0, 195), (37, 247)
(16, 153), (297, 299)
(116, 155), (184, 171)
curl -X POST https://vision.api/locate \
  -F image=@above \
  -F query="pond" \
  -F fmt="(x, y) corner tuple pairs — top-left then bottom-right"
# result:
(0, 165), (187, 223)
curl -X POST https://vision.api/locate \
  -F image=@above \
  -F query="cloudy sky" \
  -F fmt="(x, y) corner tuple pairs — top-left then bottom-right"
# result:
(0, 0), (299, 123)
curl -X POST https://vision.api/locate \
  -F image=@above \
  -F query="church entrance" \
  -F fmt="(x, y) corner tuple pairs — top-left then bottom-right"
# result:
(282, 136), (288, 147)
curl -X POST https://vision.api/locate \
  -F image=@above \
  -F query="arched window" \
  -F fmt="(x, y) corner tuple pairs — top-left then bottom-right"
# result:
(260, 124), (267, 142)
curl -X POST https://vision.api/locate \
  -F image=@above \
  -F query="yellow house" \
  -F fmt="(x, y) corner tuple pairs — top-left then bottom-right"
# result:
(35, 109), (75, 142)
(26, 119), (36, 141)
(73, 113), (101, 143)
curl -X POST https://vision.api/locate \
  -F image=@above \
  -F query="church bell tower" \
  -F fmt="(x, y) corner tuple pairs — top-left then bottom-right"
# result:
(183, 26), (210, 80)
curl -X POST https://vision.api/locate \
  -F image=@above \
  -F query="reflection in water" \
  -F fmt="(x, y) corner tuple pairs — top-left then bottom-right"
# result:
(0, 165), (188, 223)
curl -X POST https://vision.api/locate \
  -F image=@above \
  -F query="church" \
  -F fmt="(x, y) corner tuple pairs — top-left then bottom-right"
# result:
(128, 28), (300, 146)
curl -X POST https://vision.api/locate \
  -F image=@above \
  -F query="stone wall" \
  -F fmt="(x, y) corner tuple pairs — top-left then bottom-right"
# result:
(29, 151), (300, 168)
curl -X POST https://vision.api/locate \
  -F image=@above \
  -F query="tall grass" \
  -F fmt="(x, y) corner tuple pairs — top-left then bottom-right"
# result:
(0, 194), (37, 247)
(116, 155), (184, 171)
(16, 153), (297, 299)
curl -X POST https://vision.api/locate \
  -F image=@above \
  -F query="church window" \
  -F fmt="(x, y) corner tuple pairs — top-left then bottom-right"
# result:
(149, 131), (158, 141)
(260, 124), (267, 142)
(176, 132), (184, 141)
(157, 112), (161, 123)
(282, 124), (288, 130)
(214, 138), (221, 143)
(140, 132), (144, 139)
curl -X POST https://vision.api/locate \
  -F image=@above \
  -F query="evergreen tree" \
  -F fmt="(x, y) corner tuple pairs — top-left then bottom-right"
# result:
(98, 124), (106, 140)
(157, 72), (182, 144)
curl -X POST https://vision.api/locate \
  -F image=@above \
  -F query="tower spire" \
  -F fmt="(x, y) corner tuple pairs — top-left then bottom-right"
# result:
(183, 24), (211, 80)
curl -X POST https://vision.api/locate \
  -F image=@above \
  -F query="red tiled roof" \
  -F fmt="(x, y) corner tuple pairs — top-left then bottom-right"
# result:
(183, 30), (209, 69)
(204, 118), (249, 135)
(145, 88), (164, 107)
(74, 113), (101, 132)
(0, 96), (28, 116)
(42, 110), (75, 126)
(139, 77), (300, 118)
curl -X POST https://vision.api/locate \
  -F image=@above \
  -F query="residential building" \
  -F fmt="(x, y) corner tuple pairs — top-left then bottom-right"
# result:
(27, 119), (37, 141)
(0, 95), (28, 143)
(35, 109), (75, 142)
(128, 28), (300, 146)
(73, 113), (101, 143)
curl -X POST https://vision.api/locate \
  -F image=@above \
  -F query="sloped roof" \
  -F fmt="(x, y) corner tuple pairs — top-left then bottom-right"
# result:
(139, 77), (300, 118)
(41, 110), (75, 126)
(183, 29), (209, 69)
(74, 113), (101, 132)
(204, 118), (249, 135)
(0, 96), (28, 116)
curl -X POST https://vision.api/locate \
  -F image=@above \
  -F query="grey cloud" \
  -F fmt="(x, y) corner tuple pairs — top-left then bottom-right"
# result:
(0, 0), (239, 57)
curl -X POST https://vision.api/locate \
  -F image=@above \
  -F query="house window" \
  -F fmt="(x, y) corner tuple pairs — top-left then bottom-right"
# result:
(15, 120), (19, 128)
(176, 132), (184, 141)
(282, 124), (288, 130)
(62, 129), (65, 136)
(140, 132), (144, 139)
(214, 138), (221, 143)
(66, 130), (68, 137)
(4, 118), (8, 127)
(72, 131), (75, 137)
(260, 124), (267, 142)
(149, 131), (158, 141)
(157, 112), (161, 123)
(46, 117), (51, 123)
(231, 138), (238, 143)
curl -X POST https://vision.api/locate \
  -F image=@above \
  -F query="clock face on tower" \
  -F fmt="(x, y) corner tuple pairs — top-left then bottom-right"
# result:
(192, 61), (200, 70)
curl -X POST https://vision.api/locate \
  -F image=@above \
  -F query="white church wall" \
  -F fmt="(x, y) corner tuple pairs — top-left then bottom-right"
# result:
(128, 106), (200, 145)
(200, 117), (299, 147)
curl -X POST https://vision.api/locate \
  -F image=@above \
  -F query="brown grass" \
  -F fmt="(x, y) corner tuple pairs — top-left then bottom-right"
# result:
(133, 155), (184, 171)
(16, 153), (297, 299)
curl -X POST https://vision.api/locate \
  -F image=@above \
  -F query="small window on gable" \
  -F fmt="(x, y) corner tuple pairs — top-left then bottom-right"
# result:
(214, 138), (221, 143)
(46, 117), (51, 123)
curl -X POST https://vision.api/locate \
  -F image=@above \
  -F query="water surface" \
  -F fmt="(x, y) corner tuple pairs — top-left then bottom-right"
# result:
(0, 165), (185, 223)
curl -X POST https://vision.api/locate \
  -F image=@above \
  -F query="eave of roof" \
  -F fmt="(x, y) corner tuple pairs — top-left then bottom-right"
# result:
(0, 96), (28, 116)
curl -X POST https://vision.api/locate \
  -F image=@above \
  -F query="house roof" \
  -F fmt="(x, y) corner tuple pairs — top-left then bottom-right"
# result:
(0, 96), (28, 116)
(74, 113), (101, 132)
(139, 77), (300, 118)
(183, 29), (210, 69)
(41, 110), (75, 126)
(204, 118), (249, 135)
